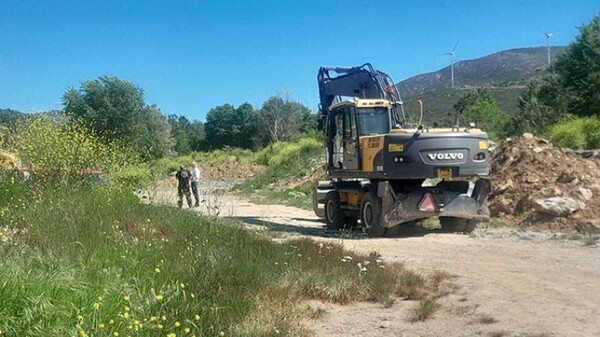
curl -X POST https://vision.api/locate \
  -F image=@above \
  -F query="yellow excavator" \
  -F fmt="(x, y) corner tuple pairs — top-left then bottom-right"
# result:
(313, 63), (491, 236)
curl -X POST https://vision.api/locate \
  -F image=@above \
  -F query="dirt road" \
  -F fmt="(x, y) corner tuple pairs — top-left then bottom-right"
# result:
(153, 190), (600, 337)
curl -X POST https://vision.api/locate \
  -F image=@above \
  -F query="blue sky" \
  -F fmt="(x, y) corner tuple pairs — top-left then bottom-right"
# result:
(1, 1), (598, 121)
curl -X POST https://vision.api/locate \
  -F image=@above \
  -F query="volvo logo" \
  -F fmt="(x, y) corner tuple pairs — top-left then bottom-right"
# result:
(427, 152), (464, 161)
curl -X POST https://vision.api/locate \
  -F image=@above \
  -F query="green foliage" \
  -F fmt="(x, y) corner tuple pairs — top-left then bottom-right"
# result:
(0, 183), (433, 337)
(239, 137), (322, 191)
(552, 14), (600, 117)
(550, 116), (600, 149)
(509, 76), (564, 136)
(205, 103), (258, 149)
(11, 116), (143, 186)
(513, 14), (600, 138)
(168, 114), (207, 155)
(453, 88), (508, 139)
(256, 95), (314, 146)
(63, 76), (173, 160)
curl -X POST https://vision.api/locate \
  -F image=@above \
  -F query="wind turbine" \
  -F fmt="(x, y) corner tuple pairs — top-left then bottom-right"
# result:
(543, 31), (558, 67)
(442, 41), (459, 88)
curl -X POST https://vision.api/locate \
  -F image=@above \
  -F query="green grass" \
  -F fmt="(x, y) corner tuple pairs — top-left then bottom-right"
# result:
(236, 138), (322, 210)
(0, 177), (440, 336)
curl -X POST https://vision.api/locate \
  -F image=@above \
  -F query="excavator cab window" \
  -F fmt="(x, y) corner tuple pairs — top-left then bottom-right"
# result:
(357, 107), (390, 136)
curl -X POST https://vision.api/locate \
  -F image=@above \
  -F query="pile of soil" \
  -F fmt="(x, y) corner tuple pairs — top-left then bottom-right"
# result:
(488, 134), (600, 232)
(163, 162), (265, 188)
(199, 162), (265, 181)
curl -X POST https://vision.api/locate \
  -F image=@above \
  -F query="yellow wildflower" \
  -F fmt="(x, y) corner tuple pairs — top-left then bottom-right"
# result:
(184, 327), (190, 333)
(194, 314), (200, 321)
(124, 295), (130, 301)
(155, 268), (161, 273)
(93, 303), (100, 310)
(174, 321), (181, 327)
(155, 294), (164, 301)
(123, 312), (130, 319)
(99, 323), (105, 329)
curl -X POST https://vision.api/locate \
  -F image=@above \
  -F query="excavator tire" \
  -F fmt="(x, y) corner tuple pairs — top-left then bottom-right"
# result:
(360, 191), (386, 237)
(324, 191), (348, 230)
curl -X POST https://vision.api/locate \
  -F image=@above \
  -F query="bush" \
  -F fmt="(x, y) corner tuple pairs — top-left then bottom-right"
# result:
(550, 116), (600, 149)
(11, 117), (142, 185)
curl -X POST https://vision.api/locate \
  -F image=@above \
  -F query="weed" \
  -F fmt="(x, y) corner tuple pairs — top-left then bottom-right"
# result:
(395, 269), (429, 300)
(407, 299), (441, 322)
(474, 314), (498, 325)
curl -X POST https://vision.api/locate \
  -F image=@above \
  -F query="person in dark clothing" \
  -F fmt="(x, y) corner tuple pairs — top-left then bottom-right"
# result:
(176, 165), (193, 208)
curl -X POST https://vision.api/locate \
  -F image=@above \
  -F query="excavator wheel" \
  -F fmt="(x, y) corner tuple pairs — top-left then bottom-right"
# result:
(360, 191), (386, 237)
(324, 191), (348, 230)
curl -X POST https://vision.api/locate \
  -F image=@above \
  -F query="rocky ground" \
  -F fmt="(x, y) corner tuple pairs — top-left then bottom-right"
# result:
(489, 133), (600, 233)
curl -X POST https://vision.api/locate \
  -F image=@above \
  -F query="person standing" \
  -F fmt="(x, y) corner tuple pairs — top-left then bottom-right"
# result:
(191, 161), (201, 207)
(176, 165), (193, 208)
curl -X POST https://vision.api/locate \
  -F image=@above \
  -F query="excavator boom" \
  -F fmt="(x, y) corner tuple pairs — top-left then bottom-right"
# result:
(318, 63), (405, 127)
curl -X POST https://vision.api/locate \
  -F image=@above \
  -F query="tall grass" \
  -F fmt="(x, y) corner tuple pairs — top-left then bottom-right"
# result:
(237, 138), (322, 192)
(0, 179), (439, 336)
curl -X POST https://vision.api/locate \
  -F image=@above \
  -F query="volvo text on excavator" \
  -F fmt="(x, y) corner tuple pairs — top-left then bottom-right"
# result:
(313, 63), (491, 236)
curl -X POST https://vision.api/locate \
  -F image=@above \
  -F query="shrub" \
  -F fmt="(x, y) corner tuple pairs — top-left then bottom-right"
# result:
(549, 116), (600, 149)
(11, 117), (142, 185)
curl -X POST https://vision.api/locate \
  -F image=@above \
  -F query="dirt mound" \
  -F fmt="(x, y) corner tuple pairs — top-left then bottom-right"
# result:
(199, 162), (265, 181)
(283, 164), (326, 189)
(488, 134), (600, 232)
(163, 162), (265, 188)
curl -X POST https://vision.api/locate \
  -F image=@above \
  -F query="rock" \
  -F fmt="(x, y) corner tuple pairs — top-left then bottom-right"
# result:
(533, 197), (584, 217)
(570, 187), (593, 201)
(533, 146), (544, 153)
(556, 172), (577, 184)
(522, 133), (534, 140)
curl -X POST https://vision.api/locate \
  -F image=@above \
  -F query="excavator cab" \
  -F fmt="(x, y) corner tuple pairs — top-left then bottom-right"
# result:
(326, 99), (392, 171)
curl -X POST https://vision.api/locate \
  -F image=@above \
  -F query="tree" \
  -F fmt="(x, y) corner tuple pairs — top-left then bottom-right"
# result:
(168, 114), (207, 154)
(551, 14), (600, 117)
(204, 103), (258, 149)
(256, 94), (313, 145)
(453, 88), (507, 139)
(62, 76), (172, 159)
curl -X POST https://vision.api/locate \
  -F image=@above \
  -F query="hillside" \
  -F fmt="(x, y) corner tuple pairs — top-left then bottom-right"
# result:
(396, 46), (565, 124)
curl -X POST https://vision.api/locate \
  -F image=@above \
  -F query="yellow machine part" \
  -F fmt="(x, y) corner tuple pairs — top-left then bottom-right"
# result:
(339, 191), (363, 208)
(359, 135), (384, 172)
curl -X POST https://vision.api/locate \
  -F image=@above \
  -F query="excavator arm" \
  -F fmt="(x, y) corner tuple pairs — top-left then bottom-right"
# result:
(317, 63), (406, 128)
